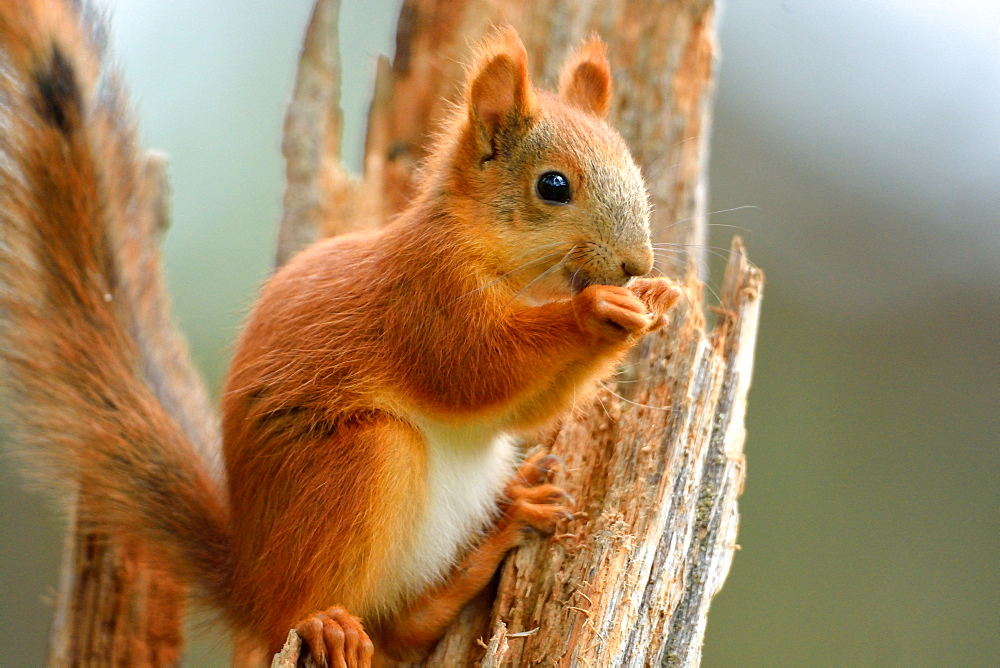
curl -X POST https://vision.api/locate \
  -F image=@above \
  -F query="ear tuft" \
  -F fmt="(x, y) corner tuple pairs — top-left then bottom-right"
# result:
(465, 26), (535, 156)
(558, 34), (612, 118)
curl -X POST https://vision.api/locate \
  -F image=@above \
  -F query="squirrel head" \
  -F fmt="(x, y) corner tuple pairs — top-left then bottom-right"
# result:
(443, 27), (653, 301)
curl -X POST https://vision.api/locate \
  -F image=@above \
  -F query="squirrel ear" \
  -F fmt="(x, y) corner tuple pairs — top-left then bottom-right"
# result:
(466, 27), (535, 157)
(558, 35), (612, 118)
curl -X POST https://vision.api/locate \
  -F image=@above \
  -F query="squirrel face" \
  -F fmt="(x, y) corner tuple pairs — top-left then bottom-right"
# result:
(496, 97), (653, 299)
(445, 28), (654, 303)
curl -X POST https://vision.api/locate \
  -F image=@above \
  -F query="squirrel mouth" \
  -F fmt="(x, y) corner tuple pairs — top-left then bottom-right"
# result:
(569, 271), (595, 295)
(568, 268), (631, 295)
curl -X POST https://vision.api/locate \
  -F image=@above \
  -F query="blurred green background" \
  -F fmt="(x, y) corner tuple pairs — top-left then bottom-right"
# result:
(1, 1), (996, 665)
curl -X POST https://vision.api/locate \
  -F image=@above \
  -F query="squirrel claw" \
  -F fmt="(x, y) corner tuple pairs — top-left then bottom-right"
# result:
(532, 453), (564, 474)
(504, 454), (575, 537)
(510, 498), (575, 536)
(293, 607), (373, 668)
(510, 451), (563, 489)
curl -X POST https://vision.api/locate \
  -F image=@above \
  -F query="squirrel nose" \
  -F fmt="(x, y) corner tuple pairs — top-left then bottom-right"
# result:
(621, 249), (653, 278)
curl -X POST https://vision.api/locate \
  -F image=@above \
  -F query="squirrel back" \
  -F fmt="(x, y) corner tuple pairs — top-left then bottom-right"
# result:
(0, 0), (232, 606)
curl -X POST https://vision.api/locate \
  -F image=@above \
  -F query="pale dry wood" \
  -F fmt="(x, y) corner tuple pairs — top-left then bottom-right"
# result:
(662, 239), (759, 666)
(272, 630), (304, 668)
(46, 515), (186, 667)
(273, 0), (759, 666)
(479, 620), (511, 668)
(276, 0), (351, 266)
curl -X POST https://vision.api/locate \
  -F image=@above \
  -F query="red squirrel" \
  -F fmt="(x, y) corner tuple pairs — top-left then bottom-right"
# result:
(0, 1), (680, 665)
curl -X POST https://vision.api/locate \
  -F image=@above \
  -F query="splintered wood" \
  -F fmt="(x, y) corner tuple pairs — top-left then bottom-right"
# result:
(273, 0), (762, 666)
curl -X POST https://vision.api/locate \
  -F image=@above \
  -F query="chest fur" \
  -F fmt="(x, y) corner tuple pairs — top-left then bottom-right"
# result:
(398, 419), (519, 595)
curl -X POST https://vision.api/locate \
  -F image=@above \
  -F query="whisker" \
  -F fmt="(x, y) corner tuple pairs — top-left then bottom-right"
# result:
(653, 241), (734, 254)
(448, 249), (567, 304)
(652, 246), (732, 263)
(502, 245), (580, 309)
(594, 387), (613, 421)
(538, 246), (588, 305)
(504, 262), (564, 309)
(651, 205), (758, 241)
(598, 381), (677, 412)
(645, 264), (722, 304)
(703, 223), (754, 233)
(504, 241), (566, 265)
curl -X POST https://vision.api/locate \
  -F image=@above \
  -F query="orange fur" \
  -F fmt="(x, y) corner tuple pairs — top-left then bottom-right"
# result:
(0, 6), (680, 666)
(558, 35), (613, 117)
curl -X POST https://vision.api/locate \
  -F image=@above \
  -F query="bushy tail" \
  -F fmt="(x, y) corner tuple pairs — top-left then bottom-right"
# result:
(0, 0), (232, 604)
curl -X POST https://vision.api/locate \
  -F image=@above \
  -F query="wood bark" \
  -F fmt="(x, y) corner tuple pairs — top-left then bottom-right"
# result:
(274, 0), (761, 666)
(47, 506), (186, 667)
(275, 0), (347, 267)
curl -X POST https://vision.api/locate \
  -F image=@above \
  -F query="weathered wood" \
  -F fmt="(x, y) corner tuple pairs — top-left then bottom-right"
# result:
(276, 0), (352, 266)
(274, 0), (759, 666)
(47, 511), (186, 667)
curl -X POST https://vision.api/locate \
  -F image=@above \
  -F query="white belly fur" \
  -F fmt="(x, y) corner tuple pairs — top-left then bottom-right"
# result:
(399, 417), (519, 596)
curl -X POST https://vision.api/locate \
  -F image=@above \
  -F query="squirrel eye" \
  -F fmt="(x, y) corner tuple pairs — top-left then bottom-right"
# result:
(536, 171), (571, 204)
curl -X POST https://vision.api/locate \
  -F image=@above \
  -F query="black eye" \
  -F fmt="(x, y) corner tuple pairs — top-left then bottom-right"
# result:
(536, 171), (571, 204)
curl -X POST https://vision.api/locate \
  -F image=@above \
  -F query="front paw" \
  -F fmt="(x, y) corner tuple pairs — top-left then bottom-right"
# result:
(573, 284), (655, 342)
(629, 277), (682, 333)
(293, 607), (374, 668)
(503, 452), (574, 537)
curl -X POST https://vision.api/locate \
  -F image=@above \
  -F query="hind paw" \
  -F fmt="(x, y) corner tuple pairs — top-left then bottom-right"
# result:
(293, 606), (374, 668)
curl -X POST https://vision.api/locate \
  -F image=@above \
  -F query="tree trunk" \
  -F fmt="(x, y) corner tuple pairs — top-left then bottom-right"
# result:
(47, 503), (186, 667)
(273, 0), (762, 666)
